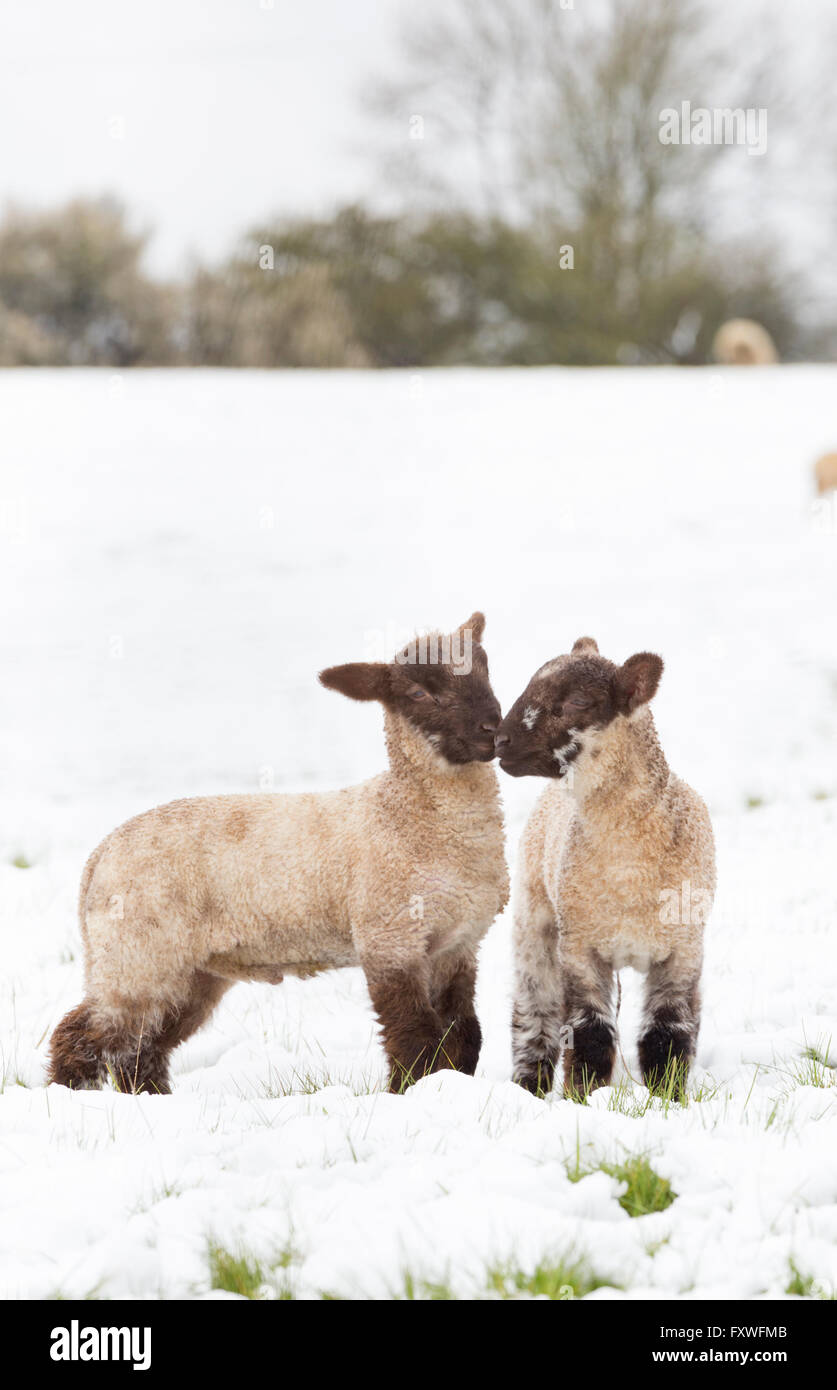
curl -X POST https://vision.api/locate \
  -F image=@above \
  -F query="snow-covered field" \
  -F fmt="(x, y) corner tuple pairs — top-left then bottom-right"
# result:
(1, 366), (835, 1301)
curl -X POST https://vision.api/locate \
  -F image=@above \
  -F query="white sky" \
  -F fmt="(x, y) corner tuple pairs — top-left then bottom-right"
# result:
(0, 0), (410, 274)
(0, 0), (832, 278)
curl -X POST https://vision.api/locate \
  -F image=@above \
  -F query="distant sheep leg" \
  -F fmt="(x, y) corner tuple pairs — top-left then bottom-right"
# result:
(364, 961), (452, 1091)
(638, 956), (701, 1091)
(560, 954), (617, 1099)
(430, 951), (482, 1075)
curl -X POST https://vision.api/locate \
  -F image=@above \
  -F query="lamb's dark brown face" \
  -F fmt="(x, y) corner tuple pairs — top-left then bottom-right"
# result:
(387, 631), (501, 763)
(495, 637), (663, 779)
(319, 611), (501, 765)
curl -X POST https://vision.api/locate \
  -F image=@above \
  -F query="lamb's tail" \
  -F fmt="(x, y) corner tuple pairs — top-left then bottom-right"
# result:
(76, 842), (106, 942)
(44, 846), (109, 1089)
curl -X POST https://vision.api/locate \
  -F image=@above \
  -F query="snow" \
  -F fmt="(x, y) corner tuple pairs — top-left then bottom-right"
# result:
(1, 364), (835, 1300)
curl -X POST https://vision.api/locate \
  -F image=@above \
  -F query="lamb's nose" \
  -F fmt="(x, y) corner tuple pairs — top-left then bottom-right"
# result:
(480, 721), (498, 735)
(494, 731), (511, 750)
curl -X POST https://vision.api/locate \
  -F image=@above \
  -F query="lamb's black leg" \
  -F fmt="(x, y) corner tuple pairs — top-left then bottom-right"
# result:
(364, 962), (451, 1092)
(561, 955), (617, 1100)
(638, 956), (702, 1095)
(431, 952), (482, 1075)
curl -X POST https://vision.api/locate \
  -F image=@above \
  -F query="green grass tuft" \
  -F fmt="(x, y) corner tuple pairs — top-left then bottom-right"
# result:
(207, 1238), (299, 1300)
(760, 1036), (837, 1103)
(565, 1129), (591, 1184)
(786, 1259), (817, 1298)
(208, 1243), (266, 1299)
(11, 853), (32, 869)
(256, 1065), (379, 1099)
(485, 1255), (612, 1300)
(391, 1251), (615, 1301)
(785, 1259), (836, 1299)
(397, 1270), (456, 1300)
(603, 1064), (719, 1117)
(800, 1036), (834, 1070)
(600, 1154), (676, 1218)
(643, 1053), (692, 1105)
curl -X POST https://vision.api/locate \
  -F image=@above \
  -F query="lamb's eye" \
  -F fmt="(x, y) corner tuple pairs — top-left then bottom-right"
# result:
(565, 695), (591, 710)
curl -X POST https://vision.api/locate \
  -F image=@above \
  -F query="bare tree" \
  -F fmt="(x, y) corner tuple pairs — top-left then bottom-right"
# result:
(372, 0), (783, 299)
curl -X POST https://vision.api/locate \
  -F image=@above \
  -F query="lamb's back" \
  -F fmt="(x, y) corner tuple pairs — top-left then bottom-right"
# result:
(83, 785), (376, 975)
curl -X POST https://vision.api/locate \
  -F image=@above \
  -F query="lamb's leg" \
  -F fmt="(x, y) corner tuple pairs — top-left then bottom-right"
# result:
(363, 961), (452, 1092)
(511, 905), (564, 1095)
(117, 971), (234, 1091)
(105, 1024), (174, 1096)
(108, 971), (233, 1093)
(157, 971), (232, 1051)
(561, 954), (617, 1100)
(48, 973), (231, 1094)
(48, 1001), (108, 1089)
(638, 955), (701, 1095)
(48, 1001), (172, 1094)
(431, 951), (482, 1075)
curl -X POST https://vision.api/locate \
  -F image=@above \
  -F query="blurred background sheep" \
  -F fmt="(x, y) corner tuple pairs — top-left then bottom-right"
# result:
(712, 318), (779, 366)
(814, 452), (837, 494)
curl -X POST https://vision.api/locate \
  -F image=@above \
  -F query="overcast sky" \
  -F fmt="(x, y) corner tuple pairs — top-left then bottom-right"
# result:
(0, 0), (410, 273)
(0, 0), (833, 277)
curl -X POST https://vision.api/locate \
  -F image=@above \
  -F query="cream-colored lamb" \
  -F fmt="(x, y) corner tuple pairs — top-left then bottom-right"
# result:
(495, 637), (715, 1098)
(49, 613), (508, 1093)
(712, 318), (778, 365)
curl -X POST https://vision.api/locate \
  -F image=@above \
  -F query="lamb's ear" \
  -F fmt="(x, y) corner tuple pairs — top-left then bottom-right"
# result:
(456, 610), (485, 644)
(318, 662), (391, 703)
(572, 636), (599, 654)
(616, 652), (663, 713)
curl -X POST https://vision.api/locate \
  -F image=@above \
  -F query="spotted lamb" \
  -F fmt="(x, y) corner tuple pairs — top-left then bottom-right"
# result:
(48, 613), (508, 1094)
(495, 637), (715, 1098)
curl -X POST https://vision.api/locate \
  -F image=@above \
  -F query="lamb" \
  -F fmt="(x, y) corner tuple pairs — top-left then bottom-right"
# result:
(48, 612), (508, 1094)
(711, 318), (778, 365)
(495, 637), (715, 1098)
(814, 452), (837, 495)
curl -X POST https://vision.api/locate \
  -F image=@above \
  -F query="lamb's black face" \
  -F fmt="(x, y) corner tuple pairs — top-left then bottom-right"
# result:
(318, 611), (502, 766)
(390, 638), (501, 764)
(496, 652), (617, 778)
(495, 638), (663, 779)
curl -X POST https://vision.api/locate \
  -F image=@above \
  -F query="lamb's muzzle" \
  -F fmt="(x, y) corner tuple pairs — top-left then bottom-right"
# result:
(498, 634), (716, 1100)
(48, 611), (509, 1095)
